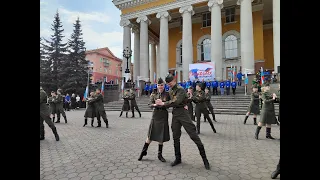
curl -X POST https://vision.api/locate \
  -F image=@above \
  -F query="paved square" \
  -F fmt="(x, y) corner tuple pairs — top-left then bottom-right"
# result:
(40, 110), (280, 180)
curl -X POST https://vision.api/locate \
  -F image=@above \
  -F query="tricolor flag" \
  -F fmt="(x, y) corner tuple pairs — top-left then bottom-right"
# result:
(260, 67), (265, 85)
(154, 72), (156, 83)
(121, 78), (124, 91)
(83, 86), (89, 101)
(174, 70), (178, 80)
(101, 80), (105, 96)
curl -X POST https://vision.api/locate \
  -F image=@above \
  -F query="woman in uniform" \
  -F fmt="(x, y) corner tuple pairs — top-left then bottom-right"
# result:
(48, 91), (57, 123)
(187, 87), (195, 122)
(243, 84), (260, 125)
(138, 78), (170, 162)
(255, 83), (277, 140)
(83, 92), (96, 127)
(119, 89), (131, 118)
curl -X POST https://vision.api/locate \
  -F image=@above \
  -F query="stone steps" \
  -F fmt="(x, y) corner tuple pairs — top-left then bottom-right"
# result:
(104, 94), (279, 115)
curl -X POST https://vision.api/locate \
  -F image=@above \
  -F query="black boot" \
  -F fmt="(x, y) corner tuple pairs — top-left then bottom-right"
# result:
(55, 117), (60, 123)
(158, 144), (166, 162)
(197, 144), (210, 170)
(171, 142), (181, 166)
(204, 117), (207, 122)
(138, 110), (141, 117)
(91, 119), (94, 127)
(52, 117), (55, 123)
(271, 159), (280, 179)
(138, 142), (150, 161)
(266, 127), (275, 139)
(63, 115), (67, 123)
(40, 126), (45, 140)
(243, 115), (249, 124)
(255, 126), (262, 140)
(212, 113), (217, 122)
(96, 120), (101, 128)
(51, 127), (60, 141)
(126, 112), (128, 118)
(253, 117), (257, 125)
(119, 111), (123, 117)
(83, 118), (88, 127)
(209, 122), (217, 133)
(104, 119), (109, 128)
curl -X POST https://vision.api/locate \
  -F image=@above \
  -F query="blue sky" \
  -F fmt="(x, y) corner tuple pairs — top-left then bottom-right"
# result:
(40, 0), (132, 59)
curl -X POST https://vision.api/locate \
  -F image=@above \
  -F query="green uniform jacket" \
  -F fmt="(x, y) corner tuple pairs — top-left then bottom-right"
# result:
(192, 90), (207, 108)
(40, 90), (50, 116)
(247, 92), (260, 114)
(91, 93), (105, 112)
(48, 96), (56, 114)
(259, 91), (277, 124)
(54, 94), (64, 114)
(163, 84), (188, 108)
(147, 91), (170, 142)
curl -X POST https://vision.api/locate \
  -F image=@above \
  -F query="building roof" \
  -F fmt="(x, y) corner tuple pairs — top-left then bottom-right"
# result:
(86, 47), (122, 62)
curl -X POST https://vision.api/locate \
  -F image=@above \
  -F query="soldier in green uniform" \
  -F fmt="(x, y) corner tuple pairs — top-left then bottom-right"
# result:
(155, 74), (210, 170)
(48, 91), (57, 122)
(243, 85), (260, 125)
(83, 91), (96, 127)
(204, 87), (217, 122)
(186, 87), (195, 122)
(40, 87), (60, 141)
(91, 89), (109, 128)
(275, 83), (280, 124)
(129, 88), (141, 118)
(54, 89), (68, 123)
(193, 84), (217, 134)
(138, 78), (170, 162)
(255, 83), (277, 140)
(119, 89), (131, 118)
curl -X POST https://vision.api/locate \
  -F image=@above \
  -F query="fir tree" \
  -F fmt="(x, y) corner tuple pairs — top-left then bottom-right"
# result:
(40, 37), (52, 92)
(42, 11), (68, 91)
(63, 17), (89, 94)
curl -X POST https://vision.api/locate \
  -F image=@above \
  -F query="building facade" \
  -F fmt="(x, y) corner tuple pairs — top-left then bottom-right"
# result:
(113, 0), (279, 81)
(85, 47), (122, 84)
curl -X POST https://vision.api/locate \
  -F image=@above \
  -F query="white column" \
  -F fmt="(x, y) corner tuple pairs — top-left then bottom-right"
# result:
(156, 11), (171, 79)
(237, 0), (255, 74)
(120, 19), (132, 81)
(179, 5), (194, 81)
(136, 15), (151, 80)
(133, 27), (140, 82)
(208, 0), (223, 81)
(273, 0), (280, 73)
(156, 44), (160, 79)
(150, 43), (156, 83)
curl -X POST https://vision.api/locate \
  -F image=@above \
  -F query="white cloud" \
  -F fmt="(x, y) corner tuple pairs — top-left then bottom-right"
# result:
(40, 1), (131, 59)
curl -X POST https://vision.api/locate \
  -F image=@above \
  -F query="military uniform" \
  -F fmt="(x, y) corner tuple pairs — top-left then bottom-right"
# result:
(129, 89), (141, 118)
(120, 90), (131, 118)
(83, 95), (96, 127)
(91, 92), (109, 128)
(40, 87), (59, 141)
(204, 90), (217, 122)
(48, 94), (57, 122)
(192, 88), (217, 134)
(161, 74), (210, 170)
(138, 78), (170, 163)
(244, 87), (260, 125)
(186, 87), (195, 122)
(255, 83), (277, 140)
(54, 90), (68, 123)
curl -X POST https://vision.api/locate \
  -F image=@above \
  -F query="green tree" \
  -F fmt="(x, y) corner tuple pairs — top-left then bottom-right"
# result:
(63, 17), (89, 95)
(42, 11), (68, 91)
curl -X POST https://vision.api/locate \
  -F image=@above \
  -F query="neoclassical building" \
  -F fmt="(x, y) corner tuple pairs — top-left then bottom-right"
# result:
(113, 0), (279, 82)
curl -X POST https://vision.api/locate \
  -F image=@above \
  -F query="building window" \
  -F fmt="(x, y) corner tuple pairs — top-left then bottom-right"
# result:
(201, 39), (211, 61)
(202, 12), (211, 27)
(105, 68), (108, 72)
(225, 7), (235, 23)
(179, 17), (183, 31)
(99, 67), (102, 72)
(224, 35), (238, 59)
(109, 69), (112, 74)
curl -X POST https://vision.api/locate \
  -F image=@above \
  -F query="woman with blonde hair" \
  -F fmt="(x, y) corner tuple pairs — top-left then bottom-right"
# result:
(254, 83), (277, 140)
(243, 84), (260, 125)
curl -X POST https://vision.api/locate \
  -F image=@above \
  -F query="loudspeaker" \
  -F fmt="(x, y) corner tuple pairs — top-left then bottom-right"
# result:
(277, 66), (280, 73)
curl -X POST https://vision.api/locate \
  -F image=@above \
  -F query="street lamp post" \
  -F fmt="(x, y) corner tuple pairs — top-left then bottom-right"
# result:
(122, 47), (132, 74)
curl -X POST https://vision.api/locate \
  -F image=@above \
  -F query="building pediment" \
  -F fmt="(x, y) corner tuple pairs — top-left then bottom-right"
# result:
(113, 0), (158, 10)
